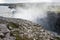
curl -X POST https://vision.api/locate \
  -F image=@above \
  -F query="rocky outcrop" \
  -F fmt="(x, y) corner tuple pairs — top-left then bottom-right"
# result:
(0, 16), (60, 40)
(46, 11), (60, 34)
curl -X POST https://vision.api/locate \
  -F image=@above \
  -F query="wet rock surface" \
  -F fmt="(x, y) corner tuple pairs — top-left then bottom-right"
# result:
(0, 16), (60, 40)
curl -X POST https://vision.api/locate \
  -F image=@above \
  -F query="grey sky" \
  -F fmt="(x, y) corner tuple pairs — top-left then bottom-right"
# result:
(0, 0), (54, 3)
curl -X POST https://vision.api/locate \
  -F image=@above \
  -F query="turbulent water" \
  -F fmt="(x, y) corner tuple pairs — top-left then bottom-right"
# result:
(0, 3), (49, 24)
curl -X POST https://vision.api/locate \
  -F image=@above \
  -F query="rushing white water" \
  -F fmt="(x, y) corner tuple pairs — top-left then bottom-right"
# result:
(0, 6), (13, 17)
(0, 4), (48, 21)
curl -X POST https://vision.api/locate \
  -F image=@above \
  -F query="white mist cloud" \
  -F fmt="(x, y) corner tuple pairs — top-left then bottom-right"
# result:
(13, 4), (48, 22)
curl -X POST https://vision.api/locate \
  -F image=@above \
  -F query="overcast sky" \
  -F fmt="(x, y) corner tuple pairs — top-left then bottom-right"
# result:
(0, 0), (59, 3)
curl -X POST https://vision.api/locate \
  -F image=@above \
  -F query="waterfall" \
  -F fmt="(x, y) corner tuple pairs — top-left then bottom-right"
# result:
(0, 3), (60, 34)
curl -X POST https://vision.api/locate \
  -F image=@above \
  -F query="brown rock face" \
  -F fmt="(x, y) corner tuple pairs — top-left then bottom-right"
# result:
(0, 16), (60, 40)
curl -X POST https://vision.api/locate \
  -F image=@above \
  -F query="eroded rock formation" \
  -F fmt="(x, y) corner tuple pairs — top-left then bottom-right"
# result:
(0, 16), (60, 40)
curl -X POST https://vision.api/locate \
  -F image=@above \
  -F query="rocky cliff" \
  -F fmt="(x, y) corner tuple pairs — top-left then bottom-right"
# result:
(0, 16), (60, 40)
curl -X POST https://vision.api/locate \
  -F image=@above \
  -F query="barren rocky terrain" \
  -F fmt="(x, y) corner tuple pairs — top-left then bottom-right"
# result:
(0, 16), (60, 40)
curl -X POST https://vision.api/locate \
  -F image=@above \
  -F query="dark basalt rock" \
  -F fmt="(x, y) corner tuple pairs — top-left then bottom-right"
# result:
(54, 13), (60, 34)
(0, 16), (60, 40)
